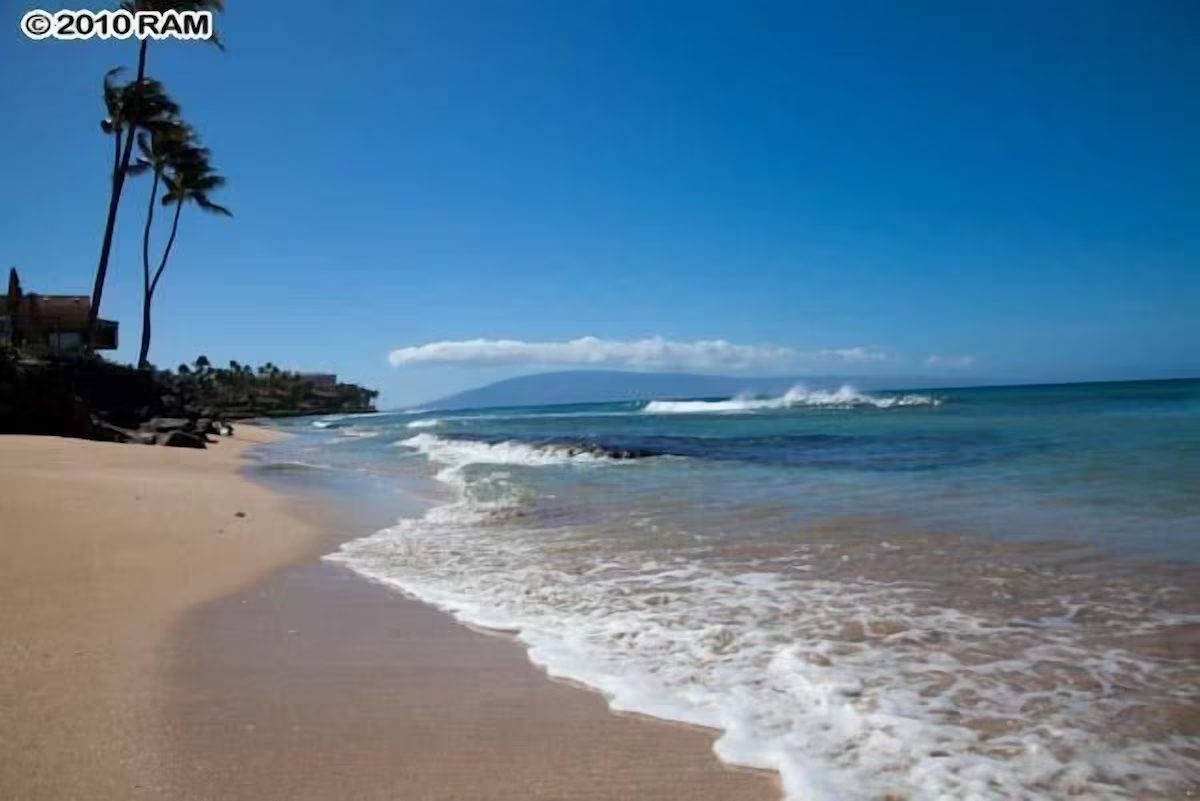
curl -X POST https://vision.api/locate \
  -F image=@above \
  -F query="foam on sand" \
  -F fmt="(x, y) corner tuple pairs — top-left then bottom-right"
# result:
(329, 424), (1199, 801)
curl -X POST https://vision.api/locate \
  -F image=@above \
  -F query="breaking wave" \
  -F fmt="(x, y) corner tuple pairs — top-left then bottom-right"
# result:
(311, 411), (382, 429)
(643, 385), (938, 414)
(396, 433), (630, 468)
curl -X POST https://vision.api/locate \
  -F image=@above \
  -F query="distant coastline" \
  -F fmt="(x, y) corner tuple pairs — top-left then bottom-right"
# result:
(0, 348), (378, 445)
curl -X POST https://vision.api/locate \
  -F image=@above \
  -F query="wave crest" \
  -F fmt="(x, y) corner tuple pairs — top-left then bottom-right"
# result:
(643, 385), (938, 414)
(397, 433), (623, 468)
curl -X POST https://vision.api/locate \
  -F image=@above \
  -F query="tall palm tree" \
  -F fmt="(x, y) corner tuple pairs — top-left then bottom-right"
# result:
(130, 120), (195, 367)
(135, 137), (231, 368)
(87, 0), (225, 347)
(94, 69), (180, 351)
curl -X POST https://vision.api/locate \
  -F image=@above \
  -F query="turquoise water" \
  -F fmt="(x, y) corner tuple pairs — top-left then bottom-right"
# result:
(270, 379), (1200, 799)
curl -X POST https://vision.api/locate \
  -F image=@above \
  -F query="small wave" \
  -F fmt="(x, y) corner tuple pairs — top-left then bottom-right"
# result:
(397, 433), (626, 468)
(406, 418), (442, 430)
(334, 428), (379, 440)
(643, 385), (939, 414)
(312, 411), (381, 428)
(254, 459), (334, 472)
(331, 516), (1200, 801)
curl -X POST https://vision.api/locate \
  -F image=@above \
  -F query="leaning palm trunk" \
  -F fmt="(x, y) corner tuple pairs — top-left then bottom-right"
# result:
(137, 165), (161, 368)
(88, 40), (148, 349)
(137, 195), (183, 369)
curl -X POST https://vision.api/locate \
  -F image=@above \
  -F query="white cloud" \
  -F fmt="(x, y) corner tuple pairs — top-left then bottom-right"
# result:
(818, 346), (889, 363)
(388, 336), (799, 371)
(924, 354), (976, 369)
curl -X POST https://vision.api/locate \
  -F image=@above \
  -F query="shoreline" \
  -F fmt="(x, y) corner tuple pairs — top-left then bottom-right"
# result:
(0, 430), (779, 800)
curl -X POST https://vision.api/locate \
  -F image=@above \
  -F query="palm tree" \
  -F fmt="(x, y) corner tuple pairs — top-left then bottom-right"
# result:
(130, 120), (198, 367)
(132, 120), (190, 367)
(93, 69), (180, 349)
(135, 139), (231, 368)
(87, 0), (225, 347)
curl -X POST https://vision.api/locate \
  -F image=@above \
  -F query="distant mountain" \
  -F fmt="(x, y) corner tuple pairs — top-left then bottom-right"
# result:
(423, 370), (985, 411)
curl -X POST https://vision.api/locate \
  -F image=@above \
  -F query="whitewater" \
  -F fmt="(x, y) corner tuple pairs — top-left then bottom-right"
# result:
(293, 380), (1200, 800)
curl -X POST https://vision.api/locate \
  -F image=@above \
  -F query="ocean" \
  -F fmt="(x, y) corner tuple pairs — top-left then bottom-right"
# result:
(265, 378), (1200, 800)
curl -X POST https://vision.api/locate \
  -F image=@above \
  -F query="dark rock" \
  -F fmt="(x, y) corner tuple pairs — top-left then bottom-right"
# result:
(155, 430), (207, 449)
(0, 353), (375, 442)
(92, 419), (156, 445)
(141, 417), (192, 433)
(91, 419), (134, 443)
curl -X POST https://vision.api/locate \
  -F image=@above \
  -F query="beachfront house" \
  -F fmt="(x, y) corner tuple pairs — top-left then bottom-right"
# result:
(1, 269), (119, 356)
(299, 373), (338, 389)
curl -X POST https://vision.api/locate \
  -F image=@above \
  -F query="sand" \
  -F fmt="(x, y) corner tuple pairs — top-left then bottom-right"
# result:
(0, 428), (323, 799)
(0, 431), (778, 801)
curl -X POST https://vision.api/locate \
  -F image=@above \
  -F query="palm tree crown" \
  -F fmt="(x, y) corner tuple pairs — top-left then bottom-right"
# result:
(163, 156), (232, 218)
(101, 69), (179, 143)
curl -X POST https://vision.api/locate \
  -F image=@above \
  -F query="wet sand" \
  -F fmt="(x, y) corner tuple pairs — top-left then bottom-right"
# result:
(167, 553), (778, 800)
(0, 431), (778, 800)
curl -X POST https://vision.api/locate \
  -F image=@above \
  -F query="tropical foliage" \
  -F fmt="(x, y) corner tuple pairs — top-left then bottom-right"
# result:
(87, 0), (226, 345)
(170, 356), (379, 417)
(132, 121), (231, 367)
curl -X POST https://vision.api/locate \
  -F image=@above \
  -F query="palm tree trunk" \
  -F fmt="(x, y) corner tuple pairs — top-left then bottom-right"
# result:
(151, 202), (183, 298)
(88, 38), (149, 349)
(139, 202), (183, 368)
(137, 169), (160, 369)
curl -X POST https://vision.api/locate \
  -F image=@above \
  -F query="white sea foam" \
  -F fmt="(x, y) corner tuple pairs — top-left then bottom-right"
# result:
(312, 411), (382, 428)
(406, 418), (442, 430)
(397, 433), (613, 468)
(329, 432), (1199, 800)
(337, 426), (380, 439)
(644, 385), (938, 414)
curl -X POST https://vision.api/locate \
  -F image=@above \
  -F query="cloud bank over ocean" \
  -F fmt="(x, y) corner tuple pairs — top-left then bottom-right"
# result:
(387, 336), (908, 372)
(389, 337), (982, 375)
(818, 346), (889, 363)
(389, 337), (798, 371)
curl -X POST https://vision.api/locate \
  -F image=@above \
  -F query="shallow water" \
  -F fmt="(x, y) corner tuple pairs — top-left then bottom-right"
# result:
(270, 379), (1200, 799)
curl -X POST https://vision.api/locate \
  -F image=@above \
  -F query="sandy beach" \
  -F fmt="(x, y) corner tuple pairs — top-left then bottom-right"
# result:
(0, 430), (778, 800)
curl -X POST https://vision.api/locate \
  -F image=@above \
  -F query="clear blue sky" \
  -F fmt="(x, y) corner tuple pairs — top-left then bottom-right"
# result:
(3, 0), (1198, 406)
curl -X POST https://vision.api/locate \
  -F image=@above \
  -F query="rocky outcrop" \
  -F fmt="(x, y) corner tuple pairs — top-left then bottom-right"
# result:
(154, 430), (208, 448)
(0, 353), (235, 448)
(2, 350), (373, 446)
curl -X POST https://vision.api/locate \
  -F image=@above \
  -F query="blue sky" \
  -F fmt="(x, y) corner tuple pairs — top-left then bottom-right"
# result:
(2, 0), (1198, 406)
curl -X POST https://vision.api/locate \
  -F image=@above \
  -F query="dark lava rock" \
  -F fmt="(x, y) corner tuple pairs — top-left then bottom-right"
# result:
(141, 417), (192, 433)
(155, 430), (207, 449)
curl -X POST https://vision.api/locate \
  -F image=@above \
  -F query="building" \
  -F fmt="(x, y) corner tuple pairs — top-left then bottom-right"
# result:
(1, 269), (119, 356)
(299, 373), (338, 389)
